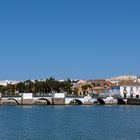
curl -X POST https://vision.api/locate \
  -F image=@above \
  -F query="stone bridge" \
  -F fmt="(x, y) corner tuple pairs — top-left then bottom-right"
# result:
(2, 96), (53, 105)
(65, 95), (96, 105)
(0, 94), (96, 105)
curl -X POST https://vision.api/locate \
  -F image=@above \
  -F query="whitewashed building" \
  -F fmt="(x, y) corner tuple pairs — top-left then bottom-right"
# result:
(120, 84), (140, 98)
(0, 80), (20, 86)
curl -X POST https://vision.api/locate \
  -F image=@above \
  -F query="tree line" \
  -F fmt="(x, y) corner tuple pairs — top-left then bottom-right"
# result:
(0, 77), (73, 96)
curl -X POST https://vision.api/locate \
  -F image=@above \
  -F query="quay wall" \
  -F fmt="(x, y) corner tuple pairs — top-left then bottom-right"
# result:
(127, 98), (140, 105)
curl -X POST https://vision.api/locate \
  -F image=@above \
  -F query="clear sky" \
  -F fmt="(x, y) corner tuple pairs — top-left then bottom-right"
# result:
(0, 0), (140, 80)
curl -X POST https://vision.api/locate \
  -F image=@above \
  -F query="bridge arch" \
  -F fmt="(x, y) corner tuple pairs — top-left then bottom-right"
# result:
(7, 98), (20, 105)
(117, 98), (127, 105)
(38, 98), (51, 105)
(97, 99), (105, 105)
(70, 99), (83, 105)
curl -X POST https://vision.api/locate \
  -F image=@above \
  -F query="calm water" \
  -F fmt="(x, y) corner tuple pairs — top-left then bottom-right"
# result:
(0, 105), (140, 140)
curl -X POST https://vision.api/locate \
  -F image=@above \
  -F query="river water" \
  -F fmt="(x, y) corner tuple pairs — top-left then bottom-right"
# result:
(0, 105), (140, 140)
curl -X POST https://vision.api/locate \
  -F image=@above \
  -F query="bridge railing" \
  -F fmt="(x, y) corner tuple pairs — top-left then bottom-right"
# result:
(1, 94), (52, 98)
(65, 95), (85, 98)
(33, 95), (52, 97)
(1, 95), (89, 98)
(2, 95), (21, 98)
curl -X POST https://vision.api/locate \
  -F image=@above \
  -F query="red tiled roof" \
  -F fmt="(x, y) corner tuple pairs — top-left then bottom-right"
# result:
(86, 79), (106, 83)
(105, 81), (114, 86)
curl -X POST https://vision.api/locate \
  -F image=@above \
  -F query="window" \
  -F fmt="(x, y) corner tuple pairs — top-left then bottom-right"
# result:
(124, 94), (126, 98)
(136, 95), (139, 99)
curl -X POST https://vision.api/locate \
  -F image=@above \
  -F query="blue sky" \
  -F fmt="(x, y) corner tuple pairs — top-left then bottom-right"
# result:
(0, 0), (140, 80)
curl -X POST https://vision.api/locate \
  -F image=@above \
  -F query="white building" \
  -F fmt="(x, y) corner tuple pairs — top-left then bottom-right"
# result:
(120, 84), (140, 98)
(109, 75), (137, 81)
(0, 80), (20, 86)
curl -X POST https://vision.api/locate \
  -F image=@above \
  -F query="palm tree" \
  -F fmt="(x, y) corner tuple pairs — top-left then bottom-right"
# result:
(81, 84), (92, 95)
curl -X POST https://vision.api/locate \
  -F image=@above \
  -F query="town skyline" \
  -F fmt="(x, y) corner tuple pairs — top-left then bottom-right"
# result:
(0, 74), (139, 81)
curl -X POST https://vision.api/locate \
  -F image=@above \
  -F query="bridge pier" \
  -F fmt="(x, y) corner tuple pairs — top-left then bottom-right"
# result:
(52, 93), (65, 105)
(21, 93), (35, 105)
(22, 99), (34, 105)
(52, 98), (65, 105)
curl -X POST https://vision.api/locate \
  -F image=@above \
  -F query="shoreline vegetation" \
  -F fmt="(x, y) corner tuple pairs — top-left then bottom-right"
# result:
(0, 75), (140, 100)
(0, 77), (73, 96)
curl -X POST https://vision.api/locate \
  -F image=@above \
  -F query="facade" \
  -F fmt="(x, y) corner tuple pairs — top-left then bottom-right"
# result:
(120, 84), (140, 98)
(109, 86), (120, 96)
